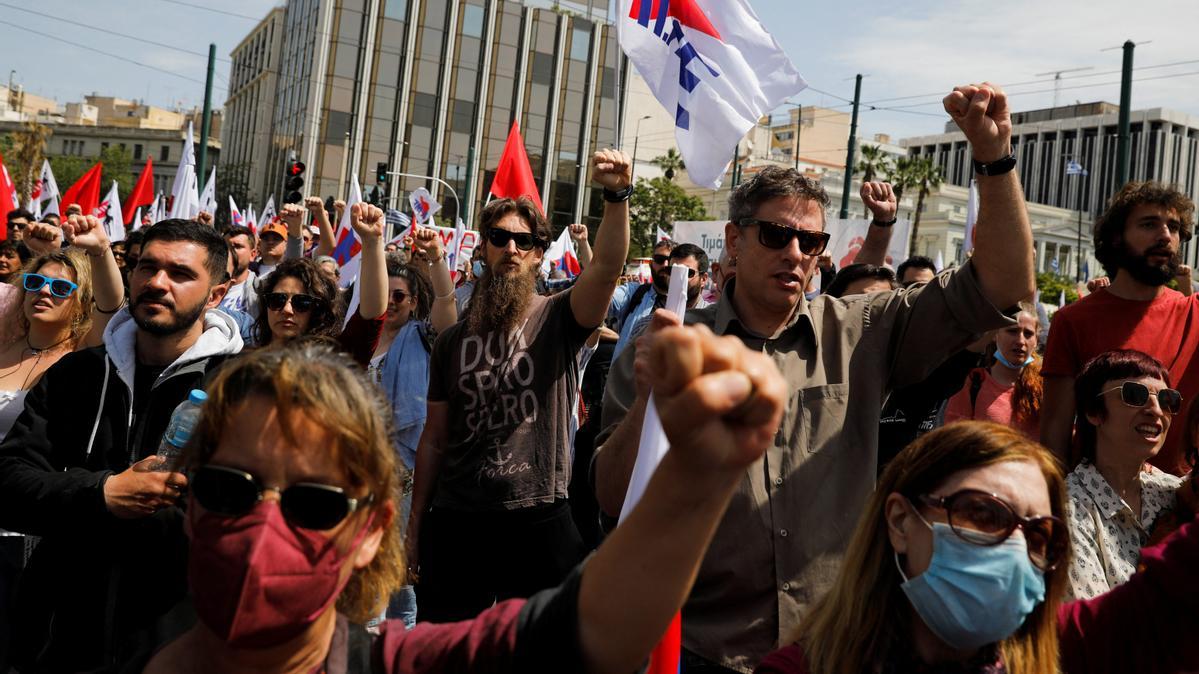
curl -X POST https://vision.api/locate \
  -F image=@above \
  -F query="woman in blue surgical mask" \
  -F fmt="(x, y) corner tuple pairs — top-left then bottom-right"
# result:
(945, 303), (1042, 438)
(756, 420), (1199, 674)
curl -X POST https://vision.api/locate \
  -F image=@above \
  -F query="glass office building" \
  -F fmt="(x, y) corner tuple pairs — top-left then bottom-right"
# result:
(228, 0), (625, 230)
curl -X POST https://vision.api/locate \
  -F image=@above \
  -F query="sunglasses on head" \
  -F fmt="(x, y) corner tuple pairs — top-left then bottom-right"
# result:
(263, 292), (323, 314)
(191, 465), (373, 531)
(1096, 381), (1183, 415)
(23, 273), (78, 299)
(486, 228), (545, 252)
(738, 218), (830, 255)
(917, 489), (1068, 571)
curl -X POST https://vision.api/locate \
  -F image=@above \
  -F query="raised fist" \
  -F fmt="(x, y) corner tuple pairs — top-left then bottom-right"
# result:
(568, 223), (589, 243)
(652, 324), (785, 474)
(63, 214), (110, 256)
(413, 226), (444, 260)
(943, 82), (1012, 164)
(350, 203), (385, 241)
(592, 149), (632, 191)
(860, 181), (897, 223)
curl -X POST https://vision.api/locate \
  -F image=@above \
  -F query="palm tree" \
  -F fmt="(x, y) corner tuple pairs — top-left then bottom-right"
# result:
(907, 156), (945, 257)
(651, 148), (685, 181)
(856, 144), (892, 183)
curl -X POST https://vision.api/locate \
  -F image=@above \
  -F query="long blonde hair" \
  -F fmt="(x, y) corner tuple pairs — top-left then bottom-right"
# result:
(795, 422), (1069, 674)
(181, 340), (405, 622)
(4, 249), (95, 348)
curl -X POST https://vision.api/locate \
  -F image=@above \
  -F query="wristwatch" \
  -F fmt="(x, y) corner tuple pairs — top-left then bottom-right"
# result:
(602, 184), (633, 203)
(973, 154), (1017, 177)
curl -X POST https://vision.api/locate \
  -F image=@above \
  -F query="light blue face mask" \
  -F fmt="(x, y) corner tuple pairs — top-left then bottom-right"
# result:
(995, 350), (1034, 370)
(897, 521), (1046, 650)
(472, 260), (485, 278)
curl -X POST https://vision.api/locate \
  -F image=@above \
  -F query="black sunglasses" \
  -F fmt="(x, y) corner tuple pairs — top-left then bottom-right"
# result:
(738, 218), (830, 255)
(1096, 381), (1183, 415)
(652, 254), (671, 266)
(191, 465), (373, 531)
(23, 273), (79, 298)
(390, 289), (411, 304)
(918, 489), (1068, 571)
(263, 292), (323, 314)
(486, 228), (545, 251)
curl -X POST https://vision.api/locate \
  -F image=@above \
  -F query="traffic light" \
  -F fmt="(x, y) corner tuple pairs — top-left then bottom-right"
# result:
(284, 159), (306, 203)
(376, 162), (389, 185)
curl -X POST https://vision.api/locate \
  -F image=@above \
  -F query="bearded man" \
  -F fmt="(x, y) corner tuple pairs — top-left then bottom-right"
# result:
(1041, 181), (1198, 474)
(0, 218), (241, 671)
(407, 150), (632, 623)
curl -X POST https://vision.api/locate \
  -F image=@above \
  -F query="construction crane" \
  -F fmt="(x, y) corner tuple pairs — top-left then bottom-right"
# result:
(1035, 66), (1094, 108)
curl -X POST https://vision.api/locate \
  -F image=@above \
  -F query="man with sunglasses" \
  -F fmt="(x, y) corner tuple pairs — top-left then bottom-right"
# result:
(0, 218), (242, 672)
(407, 149), (632, 624)
(1041, 181), (1198, 475)
(594, 82), (1037, 673)
(6, 207), (32, 242)
(608, 237), (675, 358)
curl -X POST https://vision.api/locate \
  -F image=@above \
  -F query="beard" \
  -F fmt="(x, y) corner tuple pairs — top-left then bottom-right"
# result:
(652, 266), (670, 293)
(686, 282), (701, 307)
(1116, 241), (1179, 286)
(466, 259), (537, 335)
(131, 290), (209, 336)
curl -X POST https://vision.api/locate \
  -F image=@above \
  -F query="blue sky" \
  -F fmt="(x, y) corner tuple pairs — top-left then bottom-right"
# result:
(1, 0), (1195, 143)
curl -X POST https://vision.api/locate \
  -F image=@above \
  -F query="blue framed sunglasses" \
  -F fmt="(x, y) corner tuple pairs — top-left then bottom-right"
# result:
(22, 273), (79, 299)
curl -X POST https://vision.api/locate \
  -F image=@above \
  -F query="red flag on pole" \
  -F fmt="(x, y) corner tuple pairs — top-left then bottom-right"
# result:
(125, 156), (155, 224)
(489, 121), (544, 214)
(61, 162), (103, 216)
(0, 151), (17, 241)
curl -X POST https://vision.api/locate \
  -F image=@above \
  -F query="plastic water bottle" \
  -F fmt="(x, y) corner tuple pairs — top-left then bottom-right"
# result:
(155, 389), (207, 472)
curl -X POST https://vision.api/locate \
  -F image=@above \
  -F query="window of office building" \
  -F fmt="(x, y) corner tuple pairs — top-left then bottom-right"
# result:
(412, 92), (438, 127)
(161, 145), (170, 162)
(461, 3), (484, 38)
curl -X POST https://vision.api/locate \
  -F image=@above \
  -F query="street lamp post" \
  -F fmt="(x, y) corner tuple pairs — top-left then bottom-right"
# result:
(631, 114), (652, 181)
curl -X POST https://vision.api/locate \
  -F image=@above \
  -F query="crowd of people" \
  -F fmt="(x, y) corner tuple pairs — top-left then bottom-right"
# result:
(1, 81), (1199, 674)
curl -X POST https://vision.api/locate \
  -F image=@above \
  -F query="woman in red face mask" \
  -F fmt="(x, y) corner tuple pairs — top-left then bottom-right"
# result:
(143, 328), (785, 673)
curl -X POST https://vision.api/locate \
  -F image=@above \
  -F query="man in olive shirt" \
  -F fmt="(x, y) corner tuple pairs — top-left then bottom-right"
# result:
(593, 82), (1034, 673)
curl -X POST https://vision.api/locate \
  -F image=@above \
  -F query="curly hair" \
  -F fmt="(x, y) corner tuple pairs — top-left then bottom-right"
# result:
(1074, 349), (1170, 463)
(180, 340), (405, 623)
(386, 255), (433, 323)
(253, 257), (343, 345)
(728, 166), (831, 224)
(7, 249), (95, 349)
(1093, 181), (1195, 278)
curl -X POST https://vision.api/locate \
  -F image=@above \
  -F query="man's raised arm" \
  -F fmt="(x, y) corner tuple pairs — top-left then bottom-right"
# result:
(570, 150), (631, 329)
(945, 83), (1035, 309)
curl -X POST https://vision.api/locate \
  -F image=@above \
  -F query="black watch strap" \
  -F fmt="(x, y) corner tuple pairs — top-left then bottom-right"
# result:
(973, 154), (1017, 177)
(602, 185), (633, 202)
(871, 217), (897, 228)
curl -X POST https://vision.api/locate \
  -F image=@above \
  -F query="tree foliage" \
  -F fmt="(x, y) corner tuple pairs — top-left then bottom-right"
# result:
(629, 176), (709, 258)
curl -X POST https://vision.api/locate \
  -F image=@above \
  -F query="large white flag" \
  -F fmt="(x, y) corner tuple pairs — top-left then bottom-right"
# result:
(97, 180), (126, 242)
(229, 195), (245, 229)
(333, 177), (364, 290)
(169, 121), (200, 218)
(260, 195), (277, 225)
(618, 0), (806, 188)
(962, 179), (979, 257)
(28, 159), (60, 218)
(198, 166), (217, 216)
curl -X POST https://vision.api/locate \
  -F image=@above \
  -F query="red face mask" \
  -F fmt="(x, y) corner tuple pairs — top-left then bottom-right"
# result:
(188, 499), (372, 648)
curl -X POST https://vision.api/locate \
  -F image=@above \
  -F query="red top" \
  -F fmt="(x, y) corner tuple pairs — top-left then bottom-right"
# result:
(755, 514), (1199, 674)
(338, 310), (384, 368)
(1041, 287), (1199, 474)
